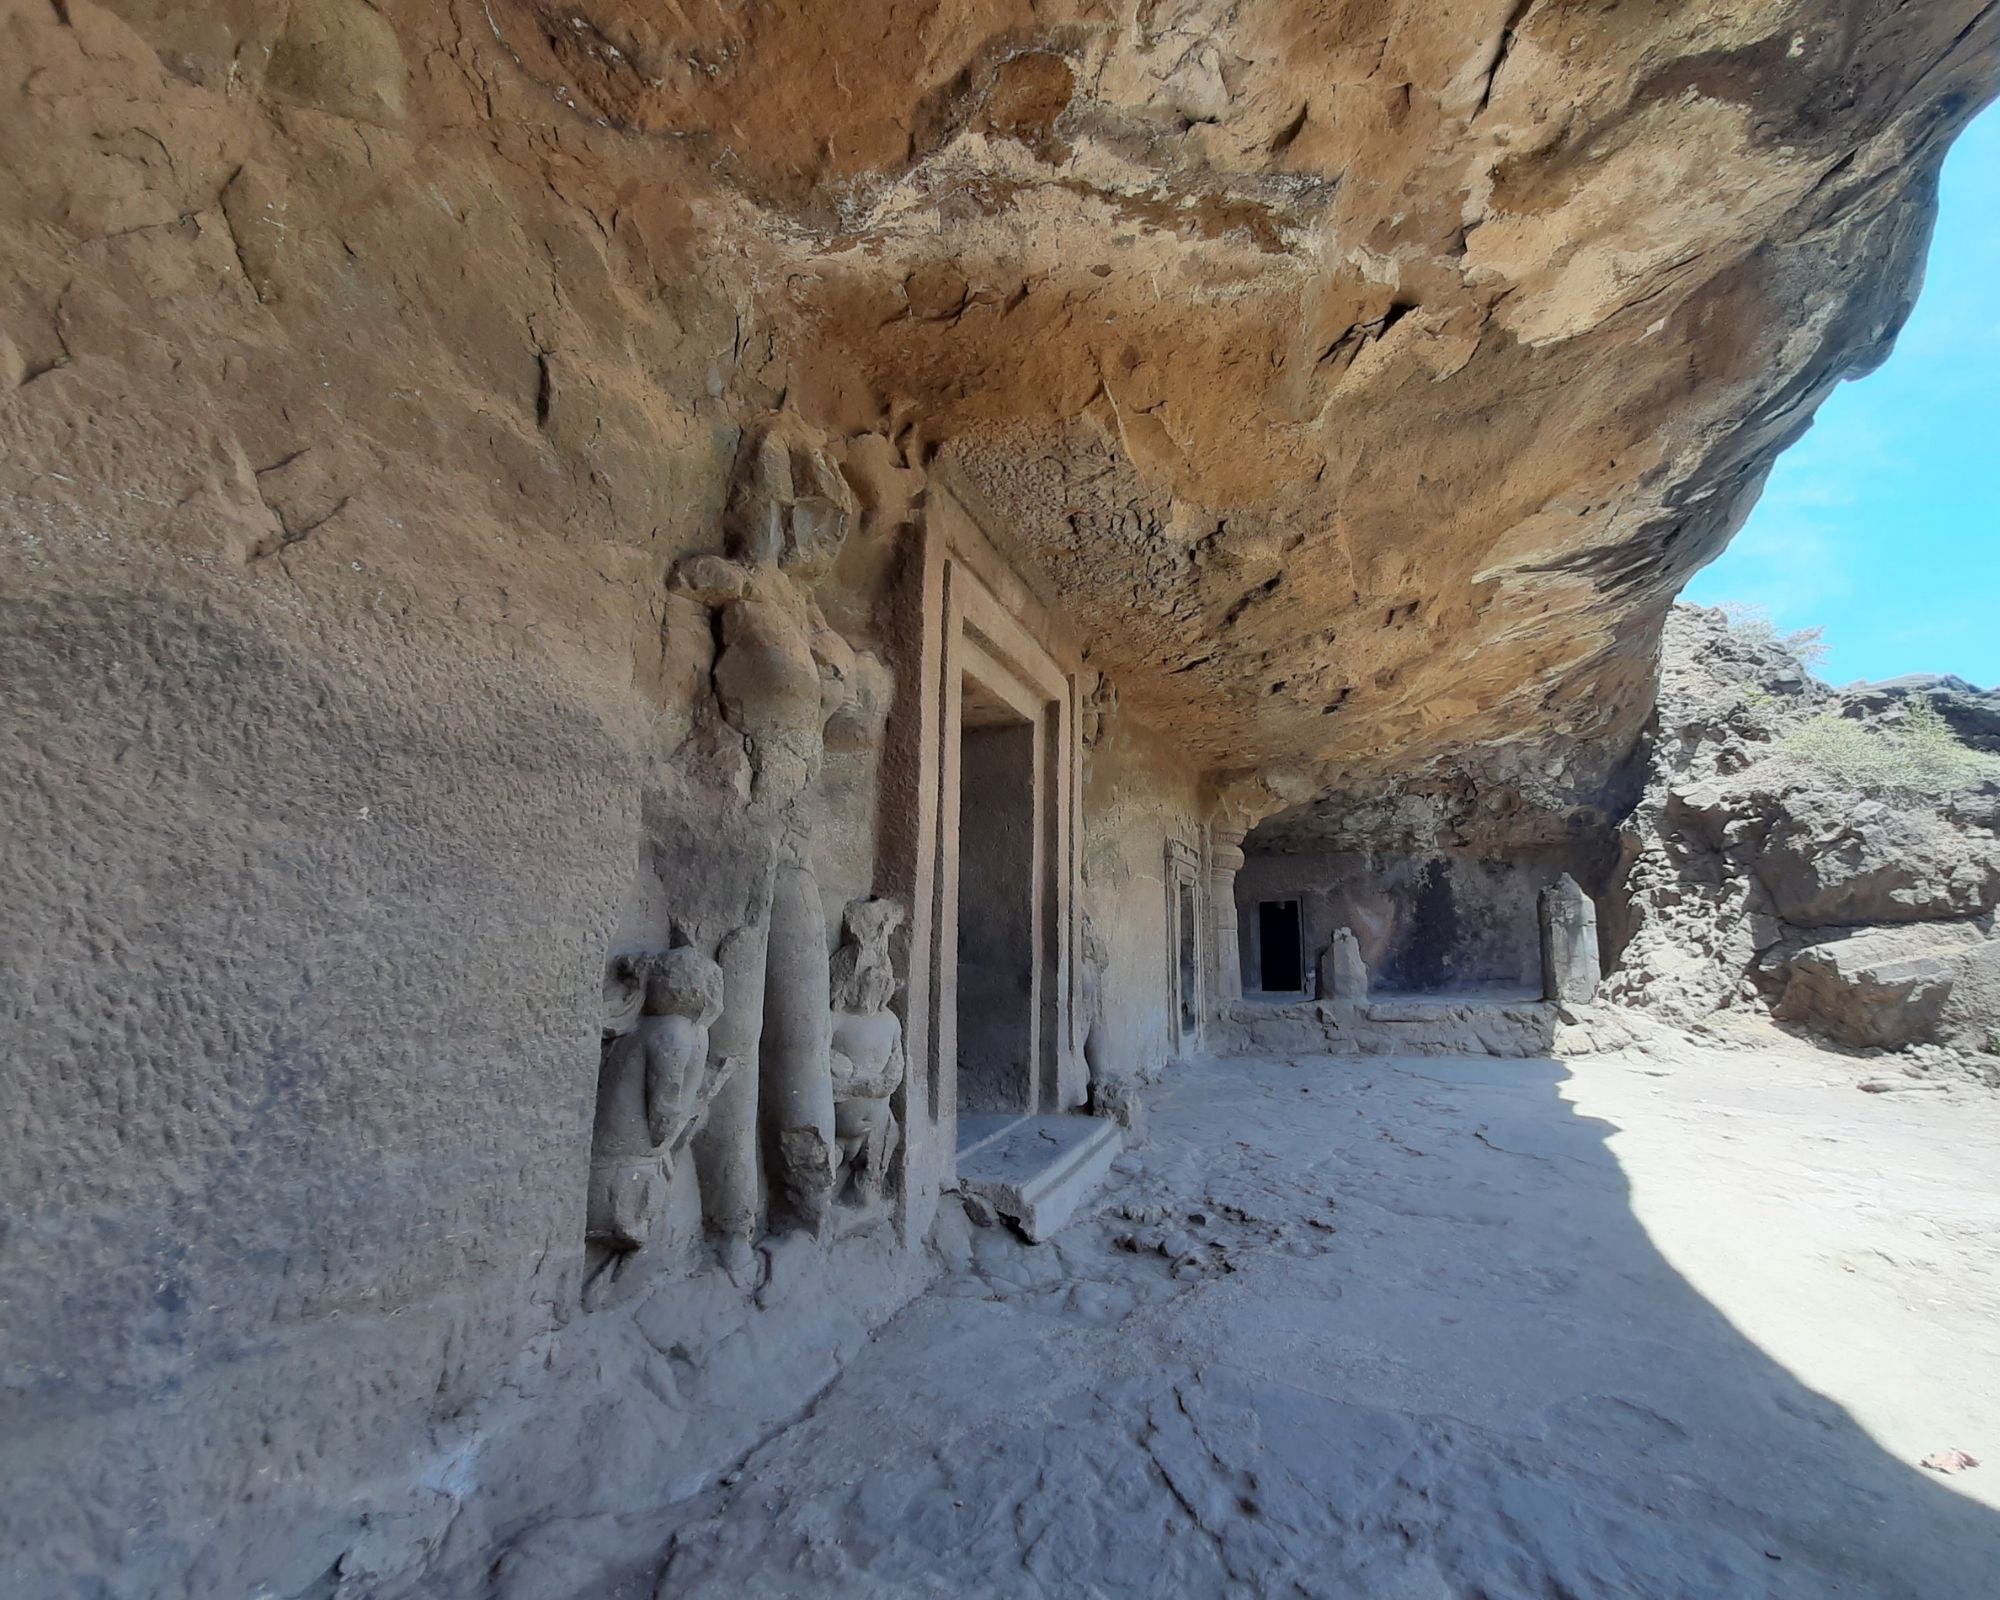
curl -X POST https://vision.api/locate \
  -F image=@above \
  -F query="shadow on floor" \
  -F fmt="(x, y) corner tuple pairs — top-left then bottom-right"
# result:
(498, 1050), (2000, 1599)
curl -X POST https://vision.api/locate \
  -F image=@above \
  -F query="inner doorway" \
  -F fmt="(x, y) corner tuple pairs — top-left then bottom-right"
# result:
(1178, 881), (1198, 1038)
(1257, 899), (1304, 992)
(1164, 838), (1202, 1051)
(956, 675), (1037, 1117)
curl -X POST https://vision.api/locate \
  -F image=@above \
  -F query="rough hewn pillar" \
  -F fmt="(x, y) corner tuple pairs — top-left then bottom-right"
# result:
(1539, 874), (1602, 1004)
(693, 910), (771, 1275)
(1209, 826), (1246, 1006)
(760, 859), (838, 1234)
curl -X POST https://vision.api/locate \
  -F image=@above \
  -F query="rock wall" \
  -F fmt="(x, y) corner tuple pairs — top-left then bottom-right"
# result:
(1081, 701), (1207, 1088)
(1606, 607), (2000, 1072)
(0, 13), (1213, 1593)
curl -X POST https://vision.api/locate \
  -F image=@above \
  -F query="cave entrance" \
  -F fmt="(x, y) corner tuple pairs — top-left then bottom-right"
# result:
(956, 678), (1037, 1118)
(1231, 843), (1615, 1002)
(1257, 899), (1304, 993)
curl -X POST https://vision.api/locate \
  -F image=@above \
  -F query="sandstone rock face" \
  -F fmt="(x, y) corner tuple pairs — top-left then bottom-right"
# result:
(1608, 608), (2000, 1059)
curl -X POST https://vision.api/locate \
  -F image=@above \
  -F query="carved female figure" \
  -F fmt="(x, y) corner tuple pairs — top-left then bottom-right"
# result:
(828, 896), (906, 1208)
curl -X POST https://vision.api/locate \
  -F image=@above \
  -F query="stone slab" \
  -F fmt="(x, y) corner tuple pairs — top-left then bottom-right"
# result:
(956, 1115), (1123, 1242)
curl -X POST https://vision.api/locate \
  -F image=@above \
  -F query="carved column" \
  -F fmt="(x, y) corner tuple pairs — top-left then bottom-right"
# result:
(760, 859), (838, 1234)
(693, 911), (771, 1275)
(1208, 825), (1246, 1006)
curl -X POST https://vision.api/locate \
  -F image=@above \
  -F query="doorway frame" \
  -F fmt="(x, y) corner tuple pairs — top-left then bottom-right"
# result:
(883, 483), (1084, 1241)
(1164, 838), (1204, 1053)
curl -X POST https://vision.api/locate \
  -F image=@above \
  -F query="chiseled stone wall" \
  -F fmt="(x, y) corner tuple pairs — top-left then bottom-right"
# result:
(1, 535), (639, 1593)
(1083, 712), (1208, 1082)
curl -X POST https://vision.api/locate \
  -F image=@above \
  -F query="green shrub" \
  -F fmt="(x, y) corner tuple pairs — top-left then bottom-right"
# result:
(1718, 602), (1829, 671)
(1780, 701), (2000, 797)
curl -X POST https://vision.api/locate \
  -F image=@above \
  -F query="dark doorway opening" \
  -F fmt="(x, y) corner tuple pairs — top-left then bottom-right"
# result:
(1177, 880), (1199, 1041)
(957, 679), (1036, 1116)
(1257, 899), (1303, 992)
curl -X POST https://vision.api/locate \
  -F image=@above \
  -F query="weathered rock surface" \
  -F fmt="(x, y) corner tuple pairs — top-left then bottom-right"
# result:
(1846, 675), (2000, 754)
(8, 0), (1990, 797)
(1776, 926), (1984, 1050)
(635, 1047), (2000, 1600)
(1674, 771), (2000, 927)
(1608, 607), (2000, 1062)
(4, 2), (2000, 1594)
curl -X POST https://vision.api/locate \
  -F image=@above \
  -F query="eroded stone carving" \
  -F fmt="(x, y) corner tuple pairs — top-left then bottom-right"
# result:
(829, 896), (907, 1210)
(692, 916), (773, 1276)
(714, 597), (825, 805)
(1539, 874), (1601, 1004)
(725, 413), (858, 582)
(1319, 926), (1369, 1002)
(589, 946), (730, 1257)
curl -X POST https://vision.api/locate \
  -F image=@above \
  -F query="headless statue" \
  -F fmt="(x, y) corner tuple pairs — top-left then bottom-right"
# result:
(588, 946), (727, 1254)
(828, 896), (906, 1208)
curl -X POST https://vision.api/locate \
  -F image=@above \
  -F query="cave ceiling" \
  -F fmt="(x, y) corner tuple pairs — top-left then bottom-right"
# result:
(66, 0), (2000, 823)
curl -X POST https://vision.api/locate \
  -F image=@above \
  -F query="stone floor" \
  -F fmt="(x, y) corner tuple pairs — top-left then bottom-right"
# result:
(547, 1040), (2000, 1598)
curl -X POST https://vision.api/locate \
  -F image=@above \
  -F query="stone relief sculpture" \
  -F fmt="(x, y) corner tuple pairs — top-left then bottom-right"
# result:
(725, 412), (858, 583)
(588, 945), (730, 1265)
(828, 896), (907, 1210)
(691, 916), (772, 1277)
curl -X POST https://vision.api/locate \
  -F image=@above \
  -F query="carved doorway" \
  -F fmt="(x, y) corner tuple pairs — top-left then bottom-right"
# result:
(1165, 838), (1203, 1053)
(956, 669), (1039, 1118)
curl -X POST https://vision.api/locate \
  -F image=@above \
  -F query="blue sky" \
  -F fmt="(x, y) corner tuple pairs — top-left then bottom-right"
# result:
(1681, 100), (1999, 688)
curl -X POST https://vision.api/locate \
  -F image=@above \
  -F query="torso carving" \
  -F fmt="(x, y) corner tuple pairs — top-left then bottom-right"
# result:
(828, 896), (906, 1209)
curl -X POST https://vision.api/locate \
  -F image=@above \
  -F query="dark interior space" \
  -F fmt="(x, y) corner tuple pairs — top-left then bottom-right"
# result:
(957, 688), (1037, 1115)
(1177, 879), (1198, 1040)
(1257, 899), (1303, 992)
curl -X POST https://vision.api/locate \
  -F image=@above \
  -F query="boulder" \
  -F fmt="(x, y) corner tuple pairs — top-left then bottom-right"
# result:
(1756, 791), (2000, 927)
(1775, 926), (1983, 1050)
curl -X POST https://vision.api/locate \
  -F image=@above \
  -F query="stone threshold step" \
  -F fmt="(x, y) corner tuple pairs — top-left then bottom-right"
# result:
(955, 1114), (1123, 1243)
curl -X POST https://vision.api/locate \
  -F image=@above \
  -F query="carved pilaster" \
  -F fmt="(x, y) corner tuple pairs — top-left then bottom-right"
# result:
(1208, 825), (1246, 1006)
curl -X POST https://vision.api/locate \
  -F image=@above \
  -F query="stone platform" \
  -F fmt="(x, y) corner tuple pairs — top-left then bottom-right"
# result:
(955, 1114), (1124, 1241)
(1215, 989), (1559, 1058)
